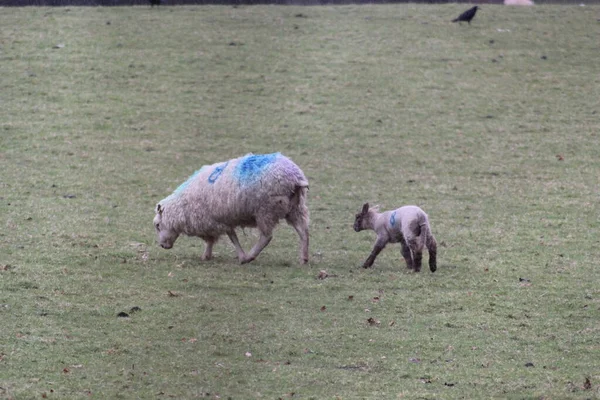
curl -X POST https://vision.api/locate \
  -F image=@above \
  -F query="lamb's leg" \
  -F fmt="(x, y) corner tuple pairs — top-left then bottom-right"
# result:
(362, 237), (388, 269)
(226, 231), (247, 262)
(400, 241), (414, 270)
(413, 250), (423, 272)
(427, 234), (437, 273)
(407, 238), (422, 272)
(201, 238), (215, 261)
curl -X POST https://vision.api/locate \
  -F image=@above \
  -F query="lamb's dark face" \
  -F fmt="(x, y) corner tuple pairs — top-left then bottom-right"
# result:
(353, 213), (365, 232)
(353, 203), (370, 232)
(154, 205), (179, 249)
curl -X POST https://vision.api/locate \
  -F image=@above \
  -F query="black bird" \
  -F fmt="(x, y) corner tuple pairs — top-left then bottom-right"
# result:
(452, 6), (479, 25)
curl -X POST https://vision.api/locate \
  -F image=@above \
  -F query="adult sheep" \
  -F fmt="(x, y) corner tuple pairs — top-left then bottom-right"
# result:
(153, 153), (309, 264)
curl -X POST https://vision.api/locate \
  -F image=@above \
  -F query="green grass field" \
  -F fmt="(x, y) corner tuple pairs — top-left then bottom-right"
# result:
(1, 4), (600, 399)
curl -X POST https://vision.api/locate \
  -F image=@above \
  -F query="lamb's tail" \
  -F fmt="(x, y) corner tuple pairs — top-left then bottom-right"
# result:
(420, 219), (437, 273)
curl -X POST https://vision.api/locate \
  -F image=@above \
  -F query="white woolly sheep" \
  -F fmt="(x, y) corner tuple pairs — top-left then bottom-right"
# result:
(154, 153), (309, 264)
(353, 203), (437, 272)
(504, 0), (534, 5)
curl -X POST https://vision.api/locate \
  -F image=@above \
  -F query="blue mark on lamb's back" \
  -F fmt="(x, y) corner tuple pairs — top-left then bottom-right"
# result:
(235, 153), (279, 184)
(390, 211), (397, 227)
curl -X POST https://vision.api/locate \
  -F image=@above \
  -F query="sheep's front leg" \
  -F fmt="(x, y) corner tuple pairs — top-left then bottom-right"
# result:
(227, 231), (247, 262)
(362, 237), (388, 269)
(201, 238), (215, 261)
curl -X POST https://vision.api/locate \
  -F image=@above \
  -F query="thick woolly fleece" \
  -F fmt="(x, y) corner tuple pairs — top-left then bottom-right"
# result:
(154, 153), (309, 264)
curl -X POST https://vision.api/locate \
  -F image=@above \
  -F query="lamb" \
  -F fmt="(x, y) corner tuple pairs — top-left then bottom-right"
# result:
(153, 153), (309, 264)
(353, 203), (437, 272)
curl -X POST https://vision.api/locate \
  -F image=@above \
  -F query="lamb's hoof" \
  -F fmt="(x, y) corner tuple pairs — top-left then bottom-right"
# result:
(200, 255), (212, 261)
(430, 265), (437, 273)
(362, 264), (372, 269)
(300, 258), (309, 265)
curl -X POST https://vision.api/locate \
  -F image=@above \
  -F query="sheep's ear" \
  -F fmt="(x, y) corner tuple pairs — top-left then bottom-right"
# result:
(156, 204), (163, 215)
(361, 203), (370, 214)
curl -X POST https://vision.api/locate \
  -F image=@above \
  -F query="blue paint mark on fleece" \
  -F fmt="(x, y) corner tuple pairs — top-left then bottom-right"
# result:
(389, 211), (397, 227)
(234, 153), (279, 185)
(208, 161), (229, 184)
(162, 165), (207, 204)
(173, 166), (206, 195)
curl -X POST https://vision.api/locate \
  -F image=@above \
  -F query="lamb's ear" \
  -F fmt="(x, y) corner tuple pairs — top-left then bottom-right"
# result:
(156, 204), (163, 215)
(361, 203), (370, 214)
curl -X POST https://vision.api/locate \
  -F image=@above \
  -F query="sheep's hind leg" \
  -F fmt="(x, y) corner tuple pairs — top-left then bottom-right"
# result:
(287, 214), (309, 264)
(227, 231), (247, 262)
(240, 220), (275, 264)
(241, 233), (272, 264)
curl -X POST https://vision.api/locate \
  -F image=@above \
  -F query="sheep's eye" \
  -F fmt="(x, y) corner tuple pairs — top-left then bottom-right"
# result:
(155, 223), (160, 231)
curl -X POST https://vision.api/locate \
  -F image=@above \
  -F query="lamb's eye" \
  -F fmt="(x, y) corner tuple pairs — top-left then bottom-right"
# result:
(155, 223), (160, 231)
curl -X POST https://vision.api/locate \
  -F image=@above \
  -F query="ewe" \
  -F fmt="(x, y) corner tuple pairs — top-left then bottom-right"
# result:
(154, 153), (309, 264)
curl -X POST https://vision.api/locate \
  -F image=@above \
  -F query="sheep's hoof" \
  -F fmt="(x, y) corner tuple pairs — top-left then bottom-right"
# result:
(240, 256), (255, 265)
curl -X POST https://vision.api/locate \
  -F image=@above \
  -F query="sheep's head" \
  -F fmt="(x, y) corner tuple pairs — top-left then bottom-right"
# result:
(353, 203), (371, 232)
(154, 203), (179, 249)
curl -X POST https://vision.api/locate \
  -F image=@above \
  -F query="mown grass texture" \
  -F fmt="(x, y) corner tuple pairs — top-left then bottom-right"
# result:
(1, 4), (600, 399)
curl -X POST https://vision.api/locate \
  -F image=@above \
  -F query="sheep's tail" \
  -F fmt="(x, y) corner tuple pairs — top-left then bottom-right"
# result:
(293, 180), (309, 215)
(285, 181), (309, 222)
(420, 219), (437, 273)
